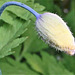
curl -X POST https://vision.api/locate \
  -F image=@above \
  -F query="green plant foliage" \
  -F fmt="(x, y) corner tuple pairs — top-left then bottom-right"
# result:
(0, 12), (29, 58)
(0, 51), (73, 75)
(0, 0), (75, 75)
(24, 51), (73, 75)
(0, 57), (39, 75)
(62, 54), (75, 74)
(0, 0), (47, 58)
(35, 0), (62, 15)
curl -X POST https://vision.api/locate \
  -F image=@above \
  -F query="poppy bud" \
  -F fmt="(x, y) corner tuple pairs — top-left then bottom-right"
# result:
(36, 12), (75, 55)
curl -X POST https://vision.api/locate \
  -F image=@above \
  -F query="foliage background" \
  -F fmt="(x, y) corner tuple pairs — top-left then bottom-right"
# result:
(0, 0), (75, 75)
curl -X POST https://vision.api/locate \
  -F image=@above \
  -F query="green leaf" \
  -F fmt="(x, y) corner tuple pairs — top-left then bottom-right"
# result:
(0, 57), (39, 75)
(41, 52), (73, 75)
(12, 45), (22, 61)
(35, 0), (54, 12)
(62, 54), (75, 74)
(34, 3), (45, 12)
(25, 53), (44, 74)
(24, 51), (74, 75)
(0, 37), (27, 58)
(0, 12), (29, 58)
(70, 0), (75, 11)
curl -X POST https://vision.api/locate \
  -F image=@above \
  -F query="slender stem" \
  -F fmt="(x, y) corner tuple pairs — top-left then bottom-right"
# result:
(0, 1), (40, 18)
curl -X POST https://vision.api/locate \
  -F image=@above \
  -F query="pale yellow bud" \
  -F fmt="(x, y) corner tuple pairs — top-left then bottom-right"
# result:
(36, 12), (75, 55)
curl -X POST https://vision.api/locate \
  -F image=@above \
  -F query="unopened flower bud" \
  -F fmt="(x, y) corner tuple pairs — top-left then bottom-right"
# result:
(36, 12), (75, 55)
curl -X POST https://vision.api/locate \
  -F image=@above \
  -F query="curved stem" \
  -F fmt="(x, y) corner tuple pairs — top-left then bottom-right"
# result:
(0, 1), (40, 19)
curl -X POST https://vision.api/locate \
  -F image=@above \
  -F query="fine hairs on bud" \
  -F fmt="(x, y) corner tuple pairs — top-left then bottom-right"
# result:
(36, 12), (75, 55)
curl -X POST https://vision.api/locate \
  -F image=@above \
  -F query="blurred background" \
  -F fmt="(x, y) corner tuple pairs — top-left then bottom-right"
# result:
(0, 0), (75, 75)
